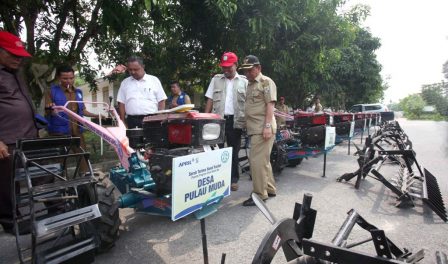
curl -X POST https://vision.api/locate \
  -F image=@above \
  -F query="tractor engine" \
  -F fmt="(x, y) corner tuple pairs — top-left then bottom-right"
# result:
(126, 112), (225, 195)
(333, 113), (354, 136)
(293, 112), (333, 147)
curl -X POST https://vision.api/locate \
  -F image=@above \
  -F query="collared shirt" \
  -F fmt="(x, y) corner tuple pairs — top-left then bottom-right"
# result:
(117, 74), (167, 115)
(276, 103), (289, 114)
(205, 73), (244, 115)
(276, 103), (289, 125)
(245, 73), (277, 135)
(0, 65), (38, 144)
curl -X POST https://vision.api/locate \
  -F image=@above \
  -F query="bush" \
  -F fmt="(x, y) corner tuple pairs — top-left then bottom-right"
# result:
(399, 94), (426, 118)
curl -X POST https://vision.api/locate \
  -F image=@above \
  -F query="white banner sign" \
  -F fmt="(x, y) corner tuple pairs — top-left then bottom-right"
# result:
(325, 126), (336, 149)
(171, 147), (232, 221)
(349, 121), (355, 138)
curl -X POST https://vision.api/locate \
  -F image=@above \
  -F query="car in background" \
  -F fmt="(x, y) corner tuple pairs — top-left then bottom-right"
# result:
(350, 103), (394, 121)
(350, 103), (389, 113)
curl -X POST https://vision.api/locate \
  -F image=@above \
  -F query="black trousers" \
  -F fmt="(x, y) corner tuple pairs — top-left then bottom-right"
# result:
(126, 115), (146, 129)
(219, 116), (242, 184)
(0, 144), (14, 230)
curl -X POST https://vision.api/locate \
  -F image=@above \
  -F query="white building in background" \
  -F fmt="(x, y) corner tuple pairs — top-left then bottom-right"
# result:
(77, 78), (120, 113)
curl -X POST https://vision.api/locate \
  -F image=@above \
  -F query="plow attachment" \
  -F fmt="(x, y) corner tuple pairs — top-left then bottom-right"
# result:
(338, 121), (447, 222)
(421, 168), (447, 222)
(251, 193), (446, 264)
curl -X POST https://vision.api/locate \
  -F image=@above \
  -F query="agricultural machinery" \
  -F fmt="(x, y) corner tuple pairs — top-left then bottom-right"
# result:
(12, 101), (228, 263)
(251, 193), (447, 264)
(337, 121), (447, 222)
(263, 111), (337, 176)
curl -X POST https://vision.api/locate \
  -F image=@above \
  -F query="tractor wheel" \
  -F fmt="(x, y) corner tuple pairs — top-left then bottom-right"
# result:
(93, 172), (121, 253)
(287, 158), (303, 167)
(271, 142), (287, 175)
(79, 172), (121, 253)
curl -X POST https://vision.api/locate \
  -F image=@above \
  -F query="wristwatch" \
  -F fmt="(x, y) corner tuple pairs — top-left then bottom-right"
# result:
(264, 123), (272, 128)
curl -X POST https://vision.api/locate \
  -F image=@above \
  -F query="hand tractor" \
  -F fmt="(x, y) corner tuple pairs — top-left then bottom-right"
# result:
(12, 102), (227, 263)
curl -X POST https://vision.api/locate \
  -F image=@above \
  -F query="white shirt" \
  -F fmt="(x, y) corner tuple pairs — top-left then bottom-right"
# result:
(205, 73), (243, 115)
(117, 74), (167, 115)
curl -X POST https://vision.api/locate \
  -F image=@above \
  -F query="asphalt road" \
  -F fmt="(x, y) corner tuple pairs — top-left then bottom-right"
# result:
(1, 118), (447, 264)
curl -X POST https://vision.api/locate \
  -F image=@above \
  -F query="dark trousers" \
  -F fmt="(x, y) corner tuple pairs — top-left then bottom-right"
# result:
(126, 115), (146, 129)
(219, 116), (242, 184)
(0, 144), (14, 230)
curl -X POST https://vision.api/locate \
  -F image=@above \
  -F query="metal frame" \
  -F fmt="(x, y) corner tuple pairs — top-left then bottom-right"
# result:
(337, 121), (447, 222)
(12, 137), (99, 264)
(252, 194), (437, 264)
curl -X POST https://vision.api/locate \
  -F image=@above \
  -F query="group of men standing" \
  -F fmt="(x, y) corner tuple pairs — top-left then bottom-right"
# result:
(116, 51), (279, 207)
(0, 30), (278, 235)
(205, 52), (278, 206)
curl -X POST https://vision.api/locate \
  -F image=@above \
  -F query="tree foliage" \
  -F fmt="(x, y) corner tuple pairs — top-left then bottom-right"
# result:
(443, 60), (448, 80)
(0, 0), (385, 111)
(421, 82), (448, 116)
(399, 94), (426, 119)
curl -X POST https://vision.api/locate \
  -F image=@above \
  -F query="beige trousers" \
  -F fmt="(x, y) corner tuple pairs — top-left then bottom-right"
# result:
(249, 134), (276, 200)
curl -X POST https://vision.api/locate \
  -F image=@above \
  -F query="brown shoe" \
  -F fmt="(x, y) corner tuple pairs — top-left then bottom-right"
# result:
(231, 183), (238, 191)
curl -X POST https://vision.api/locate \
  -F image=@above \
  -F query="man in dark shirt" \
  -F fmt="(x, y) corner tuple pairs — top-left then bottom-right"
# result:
(0, 31), (38, 234)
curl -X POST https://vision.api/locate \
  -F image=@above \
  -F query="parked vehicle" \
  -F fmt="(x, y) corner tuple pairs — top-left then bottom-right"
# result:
(350, 103), (389, 113)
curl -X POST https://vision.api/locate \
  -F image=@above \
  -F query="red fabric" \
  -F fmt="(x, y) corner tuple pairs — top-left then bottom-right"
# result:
(220, 52), (238, 67)
(0, 31), (31, 57)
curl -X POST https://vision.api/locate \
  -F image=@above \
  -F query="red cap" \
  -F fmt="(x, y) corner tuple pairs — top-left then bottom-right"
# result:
(220, 52), (238, 67)
(0, 31), (31, 57)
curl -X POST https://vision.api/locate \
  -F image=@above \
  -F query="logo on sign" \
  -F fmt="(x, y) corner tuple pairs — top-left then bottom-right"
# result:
(221, 151), (230, 163)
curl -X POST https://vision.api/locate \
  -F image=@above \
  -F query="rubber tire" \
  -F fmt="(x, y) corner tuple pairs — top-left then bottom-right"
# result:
(271, 143), (287, 175)
(93, 173), (121, 253)
(287, 158), (303, 167)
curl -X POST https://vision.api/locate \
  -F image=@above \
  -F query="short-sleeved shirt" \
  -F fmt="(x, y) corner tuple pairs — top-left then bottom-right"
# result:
(245, 73), (277, 135)
(276, 103), (289, 125)
(205, 73), (244, 115)
(0, 66), (38, 144)
(117, 74), (167, 115)
(44, 85), (82, 136)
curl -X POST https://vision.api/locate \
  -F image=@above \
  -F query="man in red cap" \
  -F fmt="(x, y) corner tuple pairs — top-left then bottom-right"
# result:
(205, 52), (248, 191)
(0, 31), (38, 234)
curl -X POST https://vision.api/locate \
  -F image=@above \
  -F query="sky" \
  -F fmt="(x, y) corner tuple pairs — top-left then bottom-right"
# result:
(344, 0), (448, 103)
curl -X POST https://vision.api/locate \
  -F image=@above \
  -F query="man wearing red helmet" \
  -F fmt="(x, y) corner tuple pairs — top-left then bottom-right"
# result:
(0, 31), (38, 234)
(205, 52), (248, 192)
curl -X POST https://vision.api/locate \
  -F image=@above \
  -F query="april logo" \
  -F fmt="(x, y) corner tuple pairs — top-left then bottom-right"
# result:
(221, 151), (230, 163)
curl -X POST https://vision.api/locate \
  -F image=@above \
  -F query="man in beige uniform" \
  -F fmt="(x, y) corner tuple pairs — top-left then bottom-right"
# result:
(241, 55), (277, 206)
(276, 96), (289, 127)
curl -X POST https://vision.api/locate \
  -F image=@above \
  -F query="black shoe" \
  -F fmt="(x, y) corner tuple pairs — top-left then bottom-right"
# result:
(242, 197), (267, 207)
(268, 193), (277, 198)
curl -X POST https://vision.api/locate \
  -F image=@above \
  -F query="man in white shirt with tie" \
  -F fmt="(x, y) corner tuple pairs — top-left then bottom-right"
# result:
(117, 56), (167, 128)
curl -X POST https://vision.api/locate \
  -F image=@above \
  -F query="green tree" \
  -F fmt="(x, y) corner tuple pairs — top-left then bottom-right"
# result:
(207, 0), (385, 110)
(443, 60), (448, 80)
(421, 82), (448, 116)
(1, 0), (385, 112)
(0, 0), (170, 105)
(399, 94), (426, 119)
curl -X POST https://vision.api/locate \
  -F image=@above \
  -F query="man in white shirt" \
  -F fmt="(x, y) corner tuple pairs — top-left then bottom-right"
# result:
(117, 56), (167, 128)
(205, 52), (248, 191)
